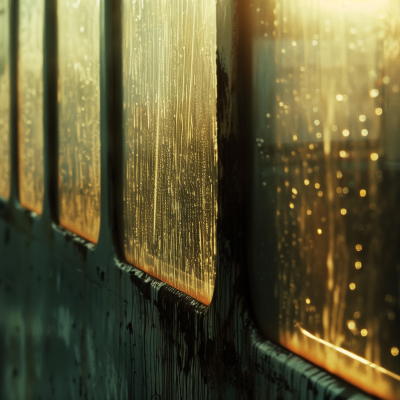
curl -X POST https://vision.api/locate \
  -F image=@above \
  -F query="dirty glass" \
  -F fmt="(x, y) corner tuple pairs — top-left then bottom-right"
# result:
(57, 0), (101, 243)
(0, 0), (10, 201)
(122, 0), (217, 305)
(248, 0), (400, 399)
(18, 0), (45, 214)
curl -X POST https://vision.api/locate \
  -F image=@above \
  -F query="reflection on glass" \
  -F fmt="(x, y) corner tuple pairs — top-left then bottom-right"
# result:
(122, 0), (217, 305)
(58, 0), (101, 243)
(0, 0), (10, 200)
(250, 0), (400, 398)
(18, 0), (44, 214)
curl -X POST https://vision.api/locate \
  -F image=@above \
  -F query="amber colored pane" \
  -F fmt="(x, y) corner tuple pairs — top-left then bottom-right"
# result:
(57, 0), (100, 243)
(18, 0), (44, 214)
(0, 0), (10, 201)
(249, 0), (400, 399)
(122, 0), (217, 305)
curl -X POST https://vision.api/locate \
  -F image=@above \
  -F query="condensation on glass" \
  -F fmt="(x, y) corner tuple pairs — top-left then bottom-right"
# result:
(0, 0), (10, 200)
(18, 0), (45, 214)
(249, 0), (400, 398)
(57, 0), (101, 243)
(122, 0), (217, 305)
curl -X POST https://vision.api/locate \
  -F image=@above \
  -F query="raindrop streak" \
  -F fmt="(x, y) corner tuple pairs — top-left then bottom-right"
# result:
(18, 0), (45, 214)
(58, 0), (101, 243)
(250, 0), (400, 398)
(0, 0), (10, 200)
(121, 0), (217, 305)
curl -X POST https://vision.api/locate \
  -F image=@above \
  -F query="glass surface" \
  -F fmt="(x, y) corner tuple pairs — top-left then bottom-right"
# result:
(0, 0), (10, 201)
(18, 0), (45, 214)
(249, 0), (400, 399)
(57, 0), (101, 243)
(122, 0), (217, 305)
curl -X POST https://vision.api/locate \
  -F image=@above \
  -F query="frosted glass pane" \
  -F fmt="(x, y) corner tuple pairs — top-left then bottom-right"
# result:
(18, 0), (44, 214)
(58, 0), (100, 243)
(0, 0), (10, 200)
(250, 0), (400, 399)
(122, 0), (217, 305)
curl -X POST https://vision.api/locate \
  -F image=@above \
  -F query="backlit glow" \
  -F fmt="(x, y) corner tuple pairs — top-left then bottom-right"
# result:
(57, 0), (101, 242)
(18, 0), (45, 214)
(250, 0), (400, 397)
(0, 0), (10, 200)
(121, 0), (217, 305)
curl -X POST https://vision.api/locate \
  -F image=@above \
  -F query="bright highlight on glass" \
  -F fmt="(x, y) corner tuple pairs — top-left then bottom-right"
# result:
(249, 0), (400, 398)
(0, 0), (10, 200)
(122, 0), (217, 305)
(18, 0), (44, 214)
(57, 0), (101, 243)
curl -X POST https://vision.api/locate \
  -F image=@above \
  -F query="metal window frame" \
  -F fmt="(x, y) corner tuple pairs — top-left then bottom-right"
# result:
(0, 0), (377, 398)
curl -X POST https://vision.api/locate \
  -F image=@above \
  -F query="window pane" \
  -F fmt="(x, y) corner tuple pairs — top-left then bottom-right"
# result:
(249, 0), (400, 399)
(18, 0), (44, 214)
(58, 0), (101, 243)
(122, 0), (217, 305)
(0, 0), (10, 201)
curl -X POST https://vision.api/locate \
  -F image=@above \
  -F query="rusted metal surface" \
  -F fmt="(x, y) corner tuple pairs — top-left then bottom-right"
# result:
(0, 0), (378, 399)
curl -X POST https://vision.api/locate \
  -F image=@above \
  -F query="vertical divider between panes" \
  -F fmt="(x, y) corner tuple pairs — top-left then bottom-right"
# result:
(237, 0), (253, 268)
(41, 0), (58, 230)
(96, 0), (123, 253)
(241, 0), (280, 339)
(8, 0), (18, 209)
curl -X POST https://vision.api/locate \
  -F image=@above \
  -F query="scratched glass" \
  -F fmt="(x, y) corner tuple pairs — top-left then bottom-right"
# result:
(18, 0), (45, 214)
(58, 0), (101, 243)
(249, 0), (400, 399)
(122, 0), (217, 305)
(0, 0), (10, 201)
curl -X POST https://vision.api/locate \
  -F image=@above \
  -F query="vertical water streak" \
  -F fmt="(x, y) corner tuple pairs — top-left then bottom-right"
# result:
(122, 0), (217, 305)
(18, 0), (45, 214)
(57, 0), (101, 243)
(0, 0), (10, 200)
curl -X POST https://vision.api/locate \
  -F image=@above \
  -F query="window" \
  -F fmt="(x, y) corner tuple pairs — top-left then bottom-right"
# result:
(18, 0), (45, 214)
(121, 0), (217, 305)
(0, 0), (10, 200)
(248, 0), (400, 398)
(57, 0), (101, 243)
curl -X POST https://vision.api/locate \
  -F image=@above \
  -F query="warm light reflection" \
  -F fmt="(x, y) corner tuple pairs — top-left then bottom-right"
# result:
(18, 0), (45, 214)
(0, 0), (10, 200)
(322, 0), (389, 13)
(122, 0), (217, 305)
(347, 320), (356, 330)
(298, 325), (400, 381)
(370, 152), (379, 161)
(57, 0), (101, 243)
(250, 0), (400, 397)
